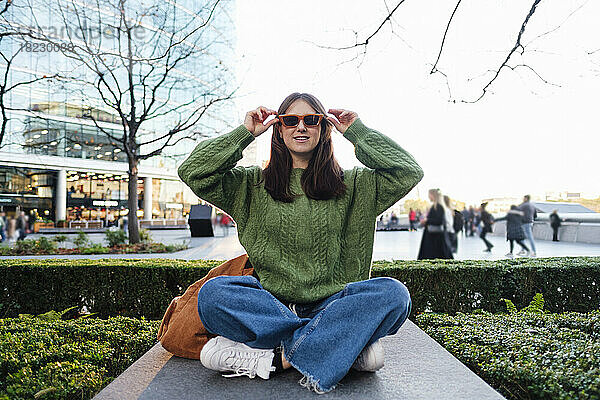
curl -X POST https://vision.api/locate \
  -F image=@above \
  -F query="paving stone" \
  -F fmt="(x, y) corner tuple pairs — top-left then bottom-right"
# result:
(93, 320), (505, 400)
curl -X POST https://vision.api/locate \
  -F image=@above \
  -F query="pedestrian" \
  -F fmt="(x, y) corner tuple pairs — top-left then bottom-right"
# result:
(550, 209), (562, 242)
(178, 93), (423, 394)
(473, 206), (482, 236)
(467, 206), (476, 236)
(462, 206), (472, 236)
(408, 208), (417, 231)
(443, 195), (457, 253)
(494, 205), (530, 257)
(0, 211), (6, 242)
(417, 189), (453, 260)
(220, 213), (232, 236)
(479, 202), (494, 252)
(518, 195), (537, 257)
(16, 211), (28, 241)
(7, 217), (17, 243)
(386, 211), (398, 229)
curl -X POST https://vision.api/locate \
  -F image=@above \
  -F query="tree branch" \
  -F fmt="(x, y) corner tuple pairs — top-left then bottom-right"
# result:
(465, 0), (543, 103)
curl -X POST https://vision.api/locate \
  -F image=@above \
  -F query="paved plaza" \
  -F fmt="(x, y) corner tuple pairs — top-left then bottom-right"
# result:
(5, 226), (600, 261)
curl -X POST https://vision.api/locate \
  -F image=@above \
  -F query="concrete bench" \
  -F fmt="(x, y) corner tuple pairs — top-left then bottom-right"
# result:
(93, 320), (505, 399)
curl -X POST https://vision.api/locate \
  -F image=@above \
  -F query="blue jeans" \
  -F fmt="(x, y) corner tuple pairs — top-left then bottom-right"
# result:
(522, 223), (537, 253)
(197, 275), (412, 393)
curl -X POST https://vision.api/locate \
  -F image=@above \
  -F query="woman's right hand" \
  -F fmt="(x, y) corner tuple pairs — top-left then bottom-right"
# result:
(244, 107), (279, 137)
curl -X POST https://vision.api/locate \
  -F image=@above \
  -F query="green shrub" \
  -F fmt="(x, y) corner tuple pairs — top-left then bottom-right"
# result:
(14, 239), (37, 253)
(0, 315), (159, 399)
(73, 230), (90, 249)
(52, 234), (68, 246)
(139, 228), (152, 243)
(415, 309), (600, 400)
(36, 236), (57, 252)
(80, 243), (110, 255)
(370, 257), (600, 314)
(105, 229), (127, 247)
(14, 238), (57, 254)
(1, 257), (599, 319)
(0, 258), (220, 318)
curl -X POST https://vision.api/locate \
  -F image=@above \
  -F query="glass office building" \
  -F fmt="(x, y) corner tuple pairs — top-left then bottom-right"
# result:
(0, 0), (256, 225)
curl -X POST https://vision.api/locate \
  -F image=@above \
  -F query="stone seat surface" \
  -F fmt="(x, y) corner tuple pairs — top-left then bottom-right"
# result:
(93, 320), (505, 400)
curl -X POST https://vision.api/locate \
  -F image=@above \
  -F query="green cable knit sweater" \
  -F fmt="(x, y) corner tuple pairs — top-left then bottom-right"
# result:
(178, 118), (423, 303)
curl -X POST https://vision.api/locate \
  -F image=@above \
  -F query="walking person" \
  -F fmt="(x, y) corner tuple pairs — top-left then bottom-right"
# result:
(16, 211), (28, 241)
(178, 92), (423, 394)
(7, 216), (17, 244)
(518, 195), (537, 257)
(494, 205), (530, 257)
(550, 209), (562, 242)
(0, 211), (6, 243)
(462, 206), (472, 236)
(479, 202), (494, 252)
(467, 206), (476, 236)
(220, 213), (232, 236)
(408, 208), (417, 231)
(387, 211), (398, 229)
(443, 195), (457, 253)
(417, 189), (453, 260)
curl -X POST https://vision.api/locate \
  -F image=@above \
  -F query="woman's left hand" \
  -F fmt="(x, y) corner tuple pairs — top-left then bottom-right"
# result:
(327, 109), (358, 134)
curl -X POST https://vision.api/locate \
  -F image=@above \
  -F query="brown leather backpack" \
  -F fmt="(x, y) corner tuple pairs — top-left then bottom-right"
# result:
(157, 253), (254, 359)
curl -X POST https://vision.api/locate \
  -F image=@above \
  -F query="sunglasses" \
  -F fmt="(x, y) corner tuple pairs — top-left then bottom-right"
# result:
(278, 114), (324, 127)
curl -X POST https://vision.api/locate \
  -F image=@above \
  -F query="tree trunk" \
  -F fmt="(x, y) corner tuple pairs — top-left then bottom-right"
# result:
(127, 160), (140, 244)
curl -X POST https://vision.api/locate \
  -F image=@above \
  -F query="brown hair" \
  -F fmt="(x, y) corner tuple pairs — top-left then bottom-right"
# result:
(256, 92), (347, 202)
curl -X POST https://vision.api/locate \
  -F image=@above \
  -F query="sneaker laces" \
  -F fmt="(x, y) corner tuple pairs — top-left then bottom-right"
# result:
(221, 350), (274, 379)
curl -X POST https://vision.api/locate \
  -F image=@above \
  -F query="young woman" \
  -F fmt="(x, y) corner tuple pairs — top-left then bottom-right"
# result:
(177, 92), (423, 394)
(416, 189), (453, 260)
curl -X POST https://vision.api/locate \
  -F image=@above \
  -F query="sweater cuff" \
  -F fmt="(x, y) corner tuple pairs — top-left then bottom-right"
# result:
(342, 118), (369, 144)
(227, 124), (255, 149)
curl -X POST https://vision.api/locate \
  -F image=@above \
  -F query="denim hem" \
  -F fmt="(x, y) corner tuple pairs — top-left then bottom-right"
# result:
(283, 351), (336, 394)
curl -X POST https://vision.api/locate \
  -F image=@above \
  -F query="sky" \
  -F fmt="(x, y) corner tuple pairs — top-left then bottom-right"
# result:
(233, 0), (599, 205)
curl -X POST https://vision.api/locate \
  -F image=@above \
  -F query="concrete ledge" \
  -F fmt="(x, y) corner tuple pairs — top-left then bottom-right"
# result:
(93, 320), (505, 400)
(492, 220), (600, 244)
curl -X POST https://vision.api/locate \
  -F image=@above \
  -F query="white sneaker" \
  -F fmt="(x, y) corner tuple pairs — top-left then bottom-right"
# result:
(528, 252), (537, 257)
(352, 339), (384, 372)
(517, 249), (527, 256)
(505, 252), (514, 258)
(200, 336), (275, 380)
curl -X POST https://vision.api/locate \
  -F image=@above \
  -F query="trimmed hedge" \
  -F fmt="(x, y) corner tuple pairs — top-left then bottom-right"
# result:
(0, 259), (220, 319)
(0, 316), (159, 399)
(0, 238), (188, 255)
(415, 310), (600, 400)
(372, 256), (600, 314)
(1, 257), (599, 318)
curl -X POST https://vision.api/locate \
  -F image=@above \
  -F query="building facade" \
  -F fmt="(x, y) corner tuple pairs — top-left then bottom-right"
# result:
(0, 0), (255, 226)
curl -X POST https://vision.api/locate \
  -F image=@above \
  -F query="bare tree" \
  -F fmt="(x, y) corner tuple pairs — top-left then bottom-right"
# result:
(321, 0), (589, 102)
(17, 0), (236, 243)
(0, 0), (58, 147)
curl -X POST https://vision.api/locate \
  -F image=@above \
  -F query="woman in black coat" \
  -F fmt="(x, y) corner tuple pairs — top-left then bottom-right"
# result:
(417, 189), (453, 260)
(495, 205), (530, 257)
(479, 202), (494, 252)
